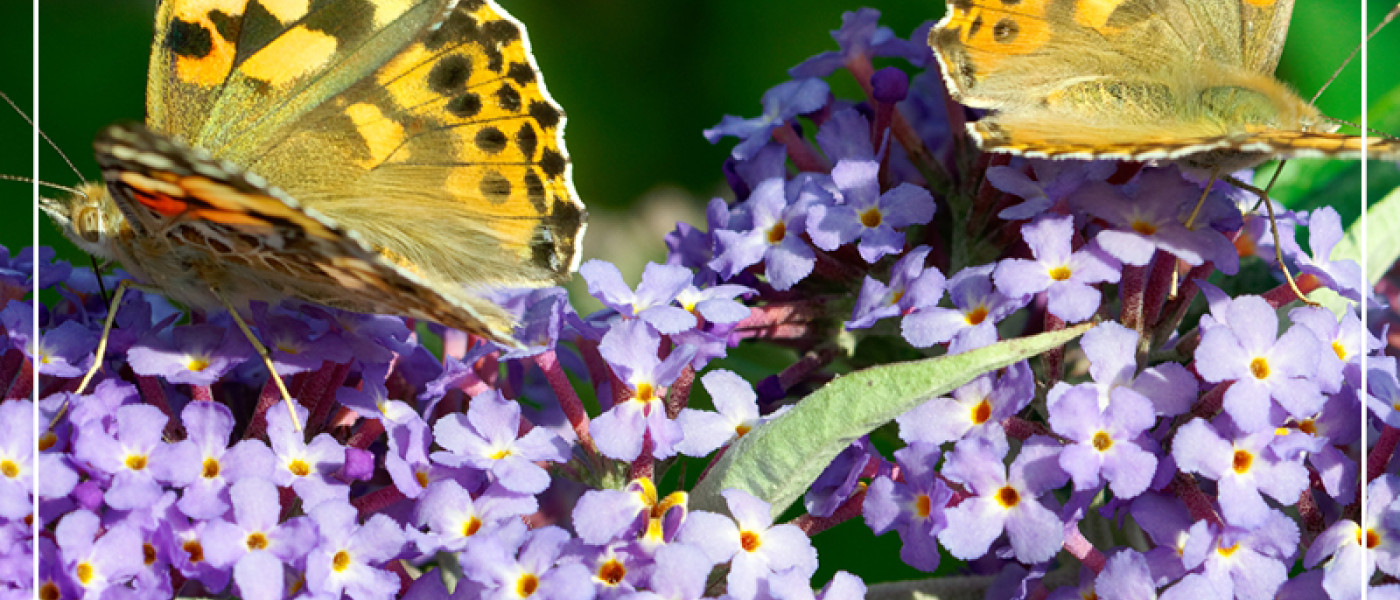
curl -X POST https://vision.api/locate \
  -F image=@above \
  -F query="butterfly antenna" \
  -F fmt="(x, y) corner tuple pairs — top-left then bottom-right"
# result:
(1321, 115), (1400, 139)
(0, 174), (89, 197)
(1308, 2), (1400, 106)
(0, 90), (87, 183)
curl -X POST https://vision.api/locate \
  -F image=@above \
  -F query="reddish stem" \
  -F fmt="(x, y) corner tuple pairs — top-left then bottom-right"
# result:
(1260, 273), (1321, 308)
(666, 366), (696, 420)
(1119, 263), (1149, 333)
(4, 357), (30, 401)
(1062, 524), (1107, 573)
(189, 385), (214, 403)
(732, 302), (825, 343)
(844, 54), (943, 184)
(243, 377), (285, 440)
(1368, 426), (1400, 482)
(136, 375), (174, 422)
(1167, 473), (1222, 526)
(1140, 254), (1179, 332)
(347, 418), (385, 451)
(1002, 416), (1052, 440)
(305, 361), (342, 431)
(792, 486), (868, 536)
(1297, 481), (1325, 543)
(1190, 382), (1230, 420)
(770, 123), (830, 173)
(351, 485), (407, 518)
(533, 350), (595, 452)
(1042, 312), (1066, 385)
(630, 432), (655, 481)
(0, 348), (24, 399)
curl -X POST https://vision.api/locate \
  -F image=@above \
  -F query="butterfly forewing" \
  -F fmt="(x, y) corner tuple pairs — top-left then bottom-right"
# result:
(244, 0), (585, 291)
(56, 0), (589, 347)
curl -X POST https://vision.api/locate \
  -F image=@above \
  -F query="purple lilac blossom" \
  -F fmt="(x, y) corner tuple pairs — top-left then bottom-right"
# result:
(862, 442), (951, 572)
(1194, 294), (1325, 432)
(808, 159), (936, 263)
(679, 489), (817, 600)
(937, 437), (1067, 563)
(993, 214), (1122, 323)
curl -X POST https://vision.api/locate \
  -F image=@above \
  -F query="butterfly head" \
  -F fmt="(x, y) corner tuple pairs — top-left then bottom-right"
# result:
(41, 182), (126, 261)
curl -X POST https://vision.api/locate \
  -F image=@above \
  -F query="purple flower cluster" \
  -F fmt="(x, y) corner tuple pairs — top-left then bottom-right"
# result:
(0, 7), (1390, 600)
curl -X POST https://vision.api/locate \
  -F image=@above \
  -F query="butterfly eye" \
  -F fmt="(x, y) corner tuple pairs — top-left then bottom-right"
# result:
(74, 205), (105, 244)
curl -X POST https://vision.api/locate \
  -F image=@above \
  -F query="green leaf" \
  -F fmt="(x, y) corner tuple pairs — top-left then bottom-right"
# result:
(688, 323), (1094, 518)
(1361, 186), (1400, 285)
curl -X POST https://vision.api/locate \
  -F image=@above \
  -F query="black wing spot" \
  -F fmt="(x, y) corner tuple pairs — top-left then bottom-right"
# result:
(482, 19), (521, 46)
(475, 127), (508, 154)
(479, 171), (511, 204)
(166, 19), (213, 58)
(516, 123), (538, 160)
(524, 171), (546, 212)
(528, 101), (560, 129)
(207, 10), (241, 44)
(539, 148), (566, 179)
(447, 93), (483, 118)
(507, 62), (535, 85)
(427, 9), (478, 50)
(429, 55), (473, 95)
(993, 18), (1019, 43)
(495, 83), (522, 112)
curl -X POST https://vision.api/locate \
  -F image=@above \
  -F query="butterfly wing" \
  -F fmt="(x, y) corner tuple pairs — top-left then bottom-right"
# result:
(931, 0), (1294, 108)
(242, 0), (585, 291)
(132, 0), (584, 343)
(95, 121), (523, 343)
(1223, 0), (1295, 74)
(970, 117), (1400, 164)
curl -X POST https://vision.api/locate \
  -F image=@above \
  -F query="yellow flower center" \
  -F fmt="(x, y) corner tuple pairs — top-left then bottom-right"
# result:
(517, 573), (540, 596)
(597, 558), (627, 586)
(331, 550), (352, 572)
(1248, 357), (1269, 380)
(970, 399), (992, 425)
(860, 207), (883, 228)
(767, 221), (787, 244)
(996, 486), (1020, 508)
(288, 459), (311, 477)
(1232, 449), (1253, 474)
(740, 530), (762, 552)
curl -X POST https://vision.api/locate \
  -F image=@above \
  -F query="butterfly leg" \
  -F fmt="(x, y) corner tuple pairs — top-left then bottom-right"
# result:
(48, 279), (133, 430)
(1223, 173), (1320, 308)
(1168, 170), (1223, 301)
(74, 279), (128, 396)
(214, 292), (304, 432)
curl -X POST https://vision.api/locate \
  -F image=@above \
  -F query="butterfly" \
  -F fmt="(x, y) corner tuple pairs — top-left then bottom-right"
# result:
(40, 0), (585, 346)
(929, 0), (1400, 172)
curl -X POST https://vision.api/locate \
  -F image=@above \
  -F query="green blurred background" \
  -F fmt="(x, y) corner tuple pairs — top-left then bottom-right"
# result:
(2, 0), (1398, 585)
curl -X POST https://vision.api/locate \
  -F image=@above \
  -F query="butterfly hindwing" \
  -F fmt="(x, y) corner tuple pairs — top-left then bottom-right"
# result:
(94, 121), (519, 341)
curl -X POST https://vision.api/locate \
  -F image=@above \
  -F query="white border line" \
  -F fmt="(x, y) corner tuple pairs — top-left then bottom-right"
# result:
(30, 0), (40, 595)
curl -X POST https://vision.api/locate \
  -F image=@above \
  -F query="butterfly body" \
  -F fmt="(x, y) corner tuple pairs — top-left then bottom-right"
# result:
(41, 0), (586, 345)
(930, 0), (1398, 169)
